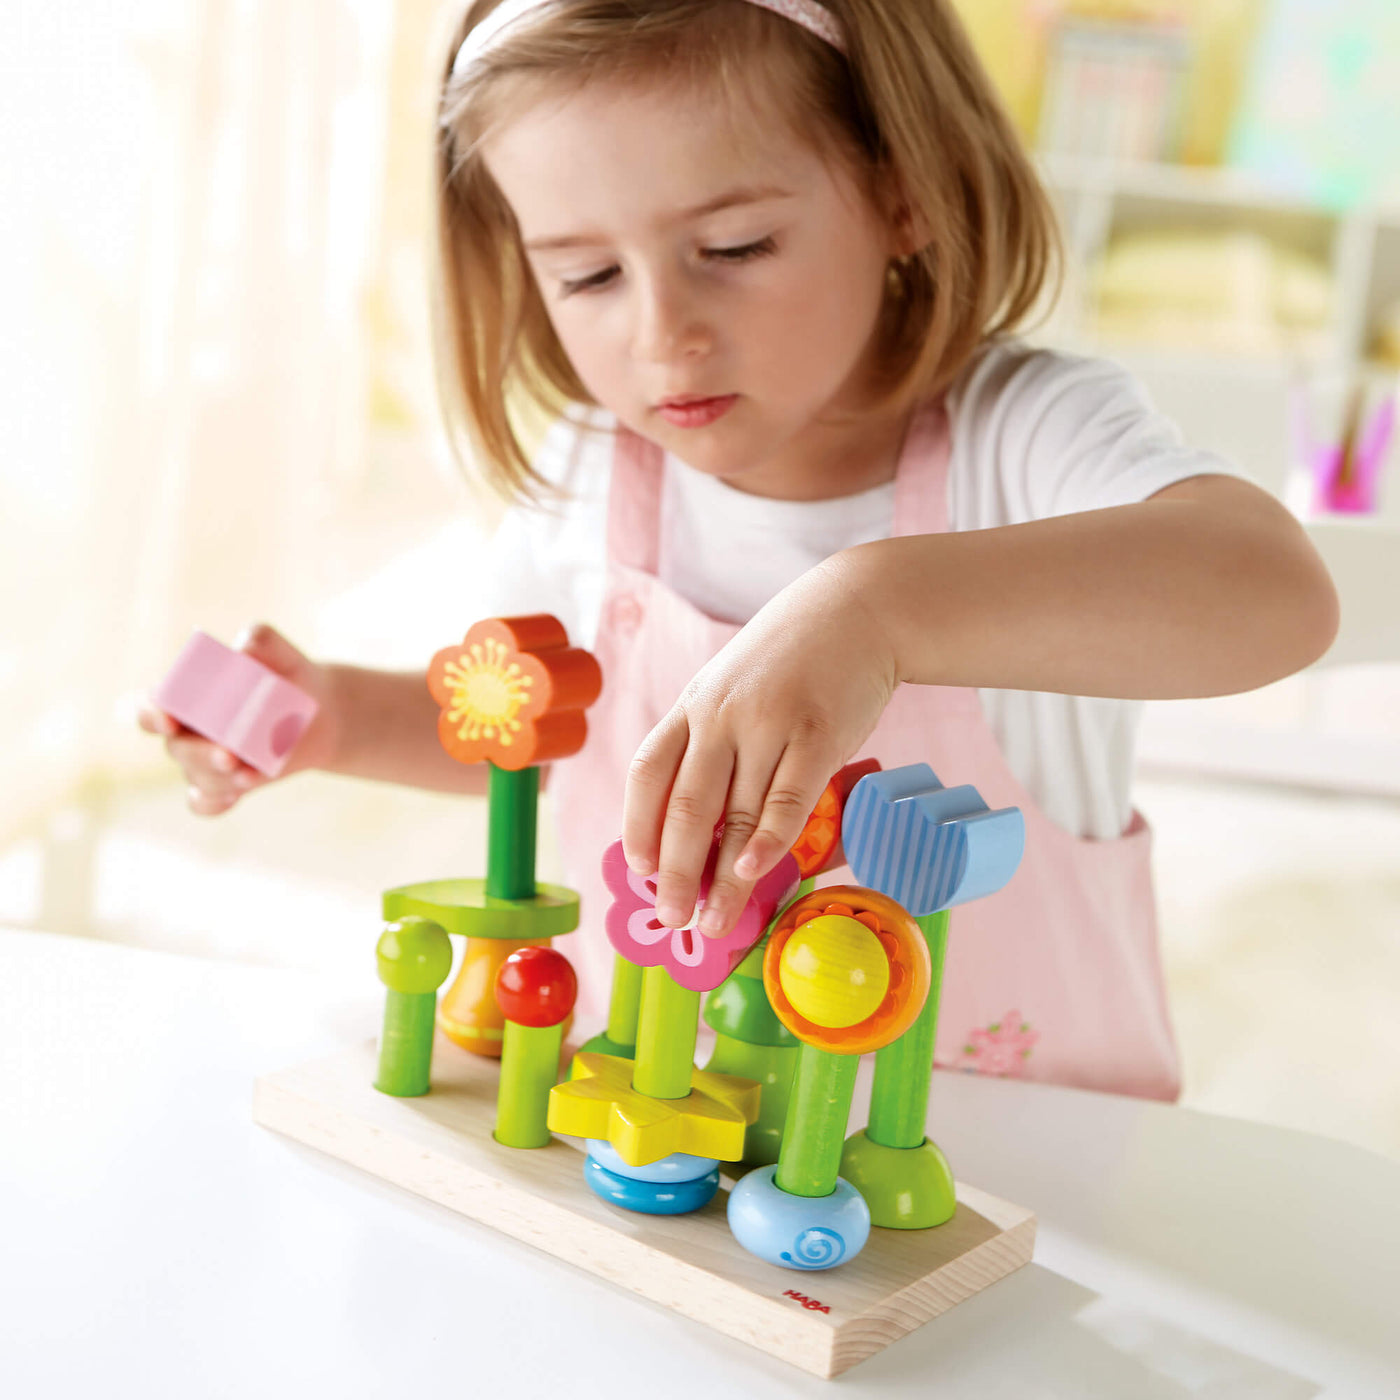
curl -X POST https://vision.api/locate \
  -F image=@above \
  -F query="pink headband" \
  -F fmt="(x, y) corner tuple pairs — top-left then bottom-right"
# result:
(451, 0), (847, 79)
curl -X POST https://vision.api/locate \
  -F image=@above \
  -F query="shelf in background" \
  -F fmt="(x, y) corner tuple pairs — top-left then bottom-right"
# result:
(1036, 156), (1400, 796)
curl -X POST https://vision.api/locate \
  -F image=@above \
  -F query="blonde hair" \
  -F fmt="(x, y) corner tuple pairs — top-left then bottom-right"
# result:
(432, 0), (1061, 502)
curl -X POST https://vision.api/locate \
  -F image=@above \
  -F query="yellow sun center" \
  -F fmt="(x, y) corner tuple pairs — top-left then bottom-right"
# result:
(443, 638), (533, 745)
(779, 914), (890, 1029)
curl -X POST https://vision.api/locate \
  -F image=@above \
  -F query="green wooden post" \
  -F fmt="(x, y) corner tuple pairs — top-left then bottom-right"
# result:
(773, 1044), (859, 1198)
(632, 966), (700, 1100)
(699, 876), (811, 1165)
(375, 917), (454, 1097)
(495, 1018), (565, 1147)
(866, 909), (949, 1148)
(606, 955), (643, 1047)
(487, 763), (538, 900)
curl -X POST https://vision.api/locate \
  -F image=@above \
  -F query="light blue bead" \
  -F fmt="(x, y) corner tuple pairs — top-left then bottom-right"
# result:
(727, 1165), (870, 1270)
(583, 1158), (721, 1215)
(585, 1140), (719, 1184)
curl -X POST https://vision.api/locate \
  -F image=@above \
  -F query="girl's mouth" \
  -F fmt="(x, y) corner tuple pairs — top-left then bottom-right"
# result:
(656, 395), (738, 428)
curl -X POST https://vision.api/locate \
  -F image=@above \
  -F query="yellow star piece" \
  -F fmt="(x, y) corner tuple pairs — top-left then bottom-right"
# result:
(547, 1053), (760, 1167)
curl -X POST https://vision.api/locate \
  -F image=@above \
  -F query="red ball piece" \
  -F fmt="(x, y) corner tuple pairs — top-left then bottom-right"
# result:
(494, 946), (578, 1028)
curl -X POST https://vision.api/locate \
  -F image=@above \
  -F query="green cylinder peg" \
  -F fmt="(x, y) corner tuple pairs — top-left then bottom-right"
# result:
(375, 917), (453, 1097)
(866, 910), (949, 1149)
(495, 1019), (565, 1148)
(773, 1043), (859, 1198)
(632, 966), (700, 1100)
(606, 954), (643, 1048)
(486, 763), (539, 900)
(578, 955), (644, 1057)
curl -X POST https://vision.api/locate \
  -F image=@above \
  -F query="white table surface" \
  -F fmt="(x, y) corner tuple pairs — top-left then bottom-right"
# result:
(4, 927), (1397, 1399)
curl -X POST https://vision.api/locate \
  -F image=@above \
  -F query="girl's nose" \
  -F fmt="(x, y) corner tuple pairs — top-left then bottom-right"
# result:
(630, 272), (711, 364)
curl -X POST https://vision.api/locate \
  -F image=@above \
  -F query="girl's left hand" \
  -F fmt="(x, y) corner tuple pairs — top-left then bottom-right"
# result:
(622, 552), (900, 939)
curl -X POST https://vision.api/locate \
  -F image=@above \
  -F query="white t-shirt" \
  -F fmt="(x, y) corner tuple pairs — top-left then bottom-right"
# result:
(477, 339), (1248, 838)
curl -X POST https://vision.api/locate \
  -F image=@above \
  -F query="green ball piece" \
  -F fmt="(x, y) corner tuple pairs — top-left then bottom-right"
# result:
(376, 917), (453, 995)
(840, 1130), (957, 1229)
(577, 1030), (636, 1059)
(702, 976), (797, 1047)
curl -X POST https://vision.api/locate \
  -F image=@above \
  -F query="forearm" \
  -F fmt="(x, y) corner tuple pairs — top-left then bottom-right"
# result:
(320, 664), (490, 795)
(836, 476), (1339, 700)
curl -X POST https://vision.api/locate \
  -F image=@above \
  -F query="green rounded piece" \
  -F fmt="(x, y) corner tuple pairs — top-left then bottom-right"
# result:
(703, 1034), (799, 1170)
(381, 878), (580, 941)
(839, 1130), (956, 1229)
(703, 975), (797, 1047)
(376, 917), (453, 994)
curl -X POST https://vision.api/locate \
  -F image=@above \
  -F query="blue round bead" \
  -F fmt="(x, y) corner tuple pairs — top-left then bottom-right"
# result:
(583, 1157), (721, 1215)
(585, 1140), (719, 1184)
(727, 1165), (870, 1270)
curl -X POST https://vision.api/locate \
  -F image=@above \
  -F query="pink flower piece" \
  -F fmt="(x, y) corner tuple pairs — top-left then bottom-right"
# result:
(958, 1010), (1039, 1078)
(601, 837), (800, 993)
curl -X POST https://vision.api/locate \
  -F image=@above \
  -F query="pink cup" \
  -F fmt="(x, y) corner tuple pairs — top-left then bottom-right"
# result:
(152, 631), (318, 777)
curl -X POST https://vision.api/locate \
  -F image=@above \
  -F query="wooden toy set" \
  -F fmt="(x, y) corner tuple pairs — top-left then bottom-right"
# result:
(245, 616), (1038, 1378)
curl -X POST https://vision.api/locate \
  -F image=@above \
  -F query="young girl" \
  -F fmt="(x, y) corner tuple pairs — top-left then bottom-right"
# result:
(141, 0), (1337, 1101)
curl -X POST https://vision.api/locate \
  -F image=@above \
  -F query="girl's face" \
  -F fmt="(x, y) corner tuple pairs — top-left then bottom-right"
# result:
(483, 75), (909, 500)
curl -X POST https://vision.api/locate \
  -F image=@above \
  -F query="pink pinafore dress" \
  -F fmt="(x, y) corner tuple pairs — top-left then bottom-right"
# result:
(548, 398), (1182, 1101)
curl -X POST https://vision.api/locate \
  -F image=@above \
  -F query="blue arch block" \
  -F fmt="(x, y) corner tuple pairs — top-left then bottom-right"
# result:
(841, 764), (1025, 915)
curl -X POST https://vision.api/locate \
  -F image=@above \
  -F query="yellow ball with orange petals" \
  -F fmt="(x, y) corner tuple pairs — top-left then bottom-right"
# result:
(779, 915), (890, 1029)
(763, 887), (932, 1055)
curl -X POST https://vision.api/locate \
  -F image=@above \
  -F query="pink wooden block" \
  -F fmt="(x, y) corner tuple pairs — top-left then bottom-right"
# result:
(152, 631), (318, 777)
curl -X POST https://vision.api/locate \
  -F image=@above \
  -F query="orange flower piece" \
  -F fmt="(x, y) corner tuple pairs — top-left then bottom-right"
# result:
(789, 759), (882, 877)
(763, 886), (930, 1056)
(428, 615), (602, 770)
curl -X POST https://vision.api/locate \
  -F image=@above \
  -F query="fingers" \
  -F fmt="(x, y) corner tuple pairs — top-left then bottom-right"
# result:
(649, 735), (735, 929)
(652, 764), (728, 930)
(624, 705), (839, 938)
(733, 737), (833, 886)
(236, 621), (307, 679)
(622, 713), (689, 879)
(136, 703), (179, 739)
(138, 620), (311, 818)
(698, 748), (782, 938)
(165, 731), (264, 815)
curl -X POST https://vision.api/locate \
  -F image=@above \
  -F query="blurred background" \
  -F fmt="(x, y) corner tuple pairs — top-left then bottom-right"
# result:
(3, 1), (1398, 1158)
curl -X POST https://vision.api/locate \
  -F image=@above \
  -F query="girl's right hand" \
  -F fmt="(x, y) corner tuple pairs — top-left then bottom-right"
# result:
(137, 624), (340, 816)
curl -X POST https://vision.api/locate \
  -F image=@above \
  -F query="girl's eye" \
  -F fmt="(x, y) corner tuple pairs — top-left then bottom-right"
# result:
(557, 236), (778, 298)
(706, 235), (778, 264)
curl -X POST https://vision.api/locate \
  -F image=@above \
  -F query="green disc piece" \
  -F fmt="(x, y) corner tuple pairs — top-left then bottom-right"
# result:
(381, 878), (580, 941)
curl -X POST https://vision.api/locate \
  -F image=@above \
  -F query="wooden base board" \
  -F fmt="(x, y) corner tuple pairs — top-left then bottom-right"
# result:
(253, 1036), (1035, 1379)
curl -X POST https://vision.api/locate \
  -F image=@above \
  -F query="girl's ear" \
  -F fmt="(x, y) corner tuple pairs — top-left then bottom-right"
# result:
(879, 172), (931, 258)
